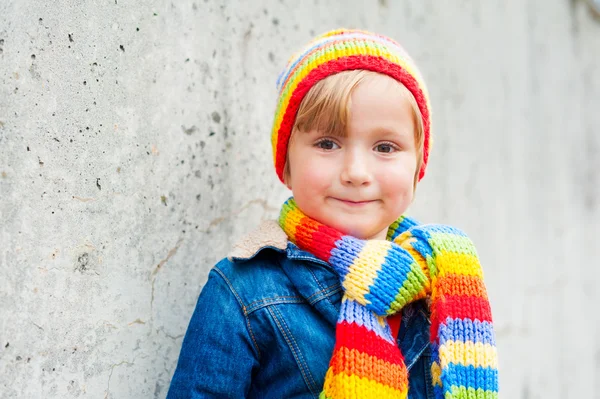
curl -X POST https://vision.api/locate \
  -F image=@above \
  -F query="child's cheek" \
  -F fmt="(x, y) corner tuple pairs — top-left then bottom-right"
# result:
(299, 155), (335, 191)
(378, 163), (415, 198)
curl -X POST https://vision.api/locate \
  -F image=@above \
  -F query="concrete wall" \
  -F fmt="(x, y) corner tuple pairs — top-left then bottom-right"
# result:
(1, 1), (599, 398)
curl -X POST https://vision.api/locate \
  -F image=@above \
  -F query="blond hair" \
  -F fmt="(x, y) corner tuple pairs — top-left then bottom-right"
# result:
(283, 70), (424, 188)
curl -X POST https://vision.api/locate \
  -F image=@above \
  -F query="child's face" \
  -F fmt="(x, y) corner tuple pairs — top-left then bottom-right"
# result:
(286, 74), (418, 240)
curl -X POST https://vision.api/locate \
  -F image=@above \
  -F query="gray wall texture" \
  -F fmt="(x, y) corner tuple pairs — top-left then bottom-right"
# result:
(1, 1), (599, 398)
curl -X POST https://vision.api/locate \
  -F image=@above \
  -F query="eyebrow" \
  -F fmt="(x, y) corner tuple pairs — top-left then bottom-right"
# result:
(305, 126), (412, 140)
(309, 128), (347, 138)
(370, 126), (412, 139)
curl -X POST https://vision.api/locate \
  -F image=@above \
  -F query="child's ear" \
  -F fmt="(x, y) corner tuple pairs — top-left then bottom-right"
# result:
(283, 161), (292, 190)
(284, 174), (292, 190)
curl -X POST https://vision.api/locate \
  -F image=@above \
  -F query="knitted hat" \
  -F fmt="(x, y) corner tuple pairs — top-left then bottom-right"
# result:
(271, 28), (432, 183)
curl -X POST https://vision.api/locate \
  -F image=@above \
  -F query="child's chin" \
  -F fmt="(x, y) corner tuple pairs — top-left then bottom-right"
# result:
(309, 212), (383, 239)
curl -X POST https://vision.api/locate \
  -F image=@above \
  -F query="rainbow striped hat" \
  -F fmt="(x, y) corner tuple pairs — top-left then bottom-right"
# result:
(271, 28), (432, 183)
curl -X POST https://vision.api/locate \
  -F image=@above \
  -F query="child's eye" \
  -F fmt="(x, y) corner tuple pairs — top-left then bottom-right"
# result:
(375, 142), (398, 153)
(315, 139), (339, 150)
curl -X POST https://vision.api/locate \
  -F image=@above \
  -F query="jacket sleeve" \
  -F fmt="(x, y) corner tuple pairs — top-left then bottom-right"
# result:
(166, 267), (260, 398)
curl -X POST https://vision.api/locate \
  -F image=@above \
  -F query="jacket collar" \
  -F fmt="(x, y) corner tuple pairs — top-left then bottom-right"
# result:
(227, 220), (329, 267)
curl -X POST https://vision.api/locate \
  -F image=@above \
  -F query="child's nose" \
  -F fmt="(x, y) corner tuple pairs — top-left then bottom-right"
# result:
(340, 150), (372, 186)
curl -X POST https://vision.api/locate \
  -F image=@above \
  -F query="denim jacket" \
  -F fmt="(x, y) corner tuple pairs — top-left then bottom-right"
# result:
(167, 221), (434, 399)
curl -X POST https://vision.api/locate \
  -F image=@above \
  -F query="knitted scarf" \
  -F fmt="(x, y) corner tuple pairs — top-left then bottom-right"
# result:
(278, 198), (498, 399)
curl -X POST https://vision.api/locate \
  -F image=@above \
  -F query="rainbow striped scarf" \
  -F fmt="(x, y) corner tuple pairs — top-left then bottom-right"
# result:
(278, 198), (498, 399)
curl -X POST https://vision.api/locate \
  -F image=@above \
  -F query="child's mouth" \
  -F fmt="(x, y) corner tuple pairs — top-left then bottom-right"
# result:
(333, 198), (376, 207)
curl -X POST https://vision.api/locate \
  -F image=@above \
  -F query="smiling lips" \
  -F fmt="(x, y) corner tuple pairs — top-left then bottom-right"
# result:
(333, 198), (376, 207)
